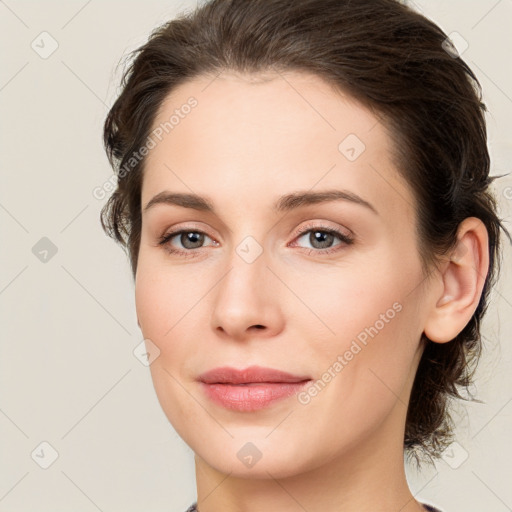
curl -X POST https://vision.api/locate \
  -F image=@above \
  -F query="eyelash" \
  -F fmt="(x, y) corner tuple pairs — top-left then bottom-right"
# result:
(157, 222), (354, 258)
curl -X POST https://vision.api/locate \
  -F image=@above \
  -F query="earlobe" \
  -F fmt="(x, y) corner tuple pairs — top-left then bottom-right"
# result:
(423, 217), (489, 344)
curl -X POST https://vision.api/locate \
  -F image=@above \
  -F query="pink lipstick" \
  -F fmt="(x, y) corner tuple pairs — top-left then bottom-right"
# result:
(198, 365), (312, 412)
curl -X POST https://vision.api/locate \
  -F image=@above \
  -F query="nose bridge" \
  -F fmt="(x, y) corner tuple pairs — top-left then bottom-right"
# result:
(210, 231), (280, 336)
(223, 233), (269, 298)
(221, 210), (272, 274)
(235, 233), (266, 267)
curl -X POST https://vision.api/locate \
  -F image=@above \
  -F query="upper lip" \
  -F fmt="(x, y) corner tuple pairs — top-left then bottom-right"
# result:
(198, 365), (312, 384)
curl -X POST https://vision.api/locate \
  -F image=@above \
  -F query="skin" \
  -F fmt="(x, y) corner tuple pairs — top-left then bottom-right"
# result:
(134, 70), (489, 512)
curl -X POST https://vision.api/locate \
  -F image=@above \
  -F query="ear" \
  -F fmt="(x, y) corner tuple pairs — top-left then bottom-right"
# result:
(423, 217), (490, 343)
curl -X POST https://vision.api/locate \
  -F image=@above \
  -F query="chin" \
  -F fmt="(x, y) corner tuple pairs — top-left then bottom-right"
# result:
(189, 432), (324, 481)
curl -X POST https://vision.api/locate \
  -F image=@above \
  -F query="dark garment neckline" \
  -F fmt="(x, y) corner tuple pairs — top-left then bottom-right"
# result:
(185, 502), (443, 512)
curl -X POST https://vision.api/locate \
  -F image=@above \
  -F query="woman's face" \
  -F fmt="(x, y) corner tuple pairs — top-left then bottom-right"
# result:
(135, 70), (431, 478)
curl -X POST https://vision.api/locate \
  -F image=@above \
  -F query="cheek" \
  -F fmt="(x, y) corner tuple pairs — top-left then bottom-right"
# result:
(293, 257), (423, 412)
(135, 272), (168, 340)
(135, 260), (183, 373)
(290, 255), (409, 345)
(134, 258), (215, 376)
(135, 264), (203, 434)
(135, 251), (198, 339)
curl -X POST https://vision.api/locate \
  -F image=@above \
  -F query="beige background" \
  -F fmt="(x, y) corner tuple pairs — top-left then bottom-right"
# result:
(1, 1), (511, 511)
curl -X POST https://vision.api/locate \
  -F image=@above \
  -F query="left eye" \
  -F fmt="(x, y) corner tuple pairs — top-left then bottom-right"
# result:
(292, 227), (354, 253)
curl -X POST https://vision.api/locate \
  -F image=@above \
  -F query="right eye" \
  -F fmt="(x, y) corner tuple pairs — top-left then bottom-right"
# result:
(158, 229), (219, 257)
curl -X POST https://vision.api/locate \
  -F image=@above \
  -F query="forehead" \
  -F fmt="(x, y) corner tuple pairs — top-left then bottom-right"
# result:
(141, 70), (413, 222)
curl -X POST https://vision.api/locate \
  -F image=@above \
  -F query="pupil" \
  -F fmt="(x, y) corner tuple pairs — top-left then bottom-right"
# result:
(183, 232), (203, 248)
(312, 231), (332, 249)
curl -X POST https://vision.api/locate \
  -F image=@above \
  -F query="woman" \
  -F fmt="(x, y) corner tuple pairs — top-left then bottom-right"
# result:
(100, 1), (509, 510)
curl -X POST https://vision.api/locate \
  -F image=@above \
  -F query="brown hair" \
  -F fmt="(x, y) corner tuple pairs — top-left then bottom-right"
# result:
(100, 0), (510, 463)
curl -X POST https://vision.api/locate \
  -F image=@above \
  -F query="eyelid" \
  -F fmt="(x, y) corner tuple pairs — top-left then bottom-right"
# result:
(292, 220), (353, 240)
(157, 221), (215, 239)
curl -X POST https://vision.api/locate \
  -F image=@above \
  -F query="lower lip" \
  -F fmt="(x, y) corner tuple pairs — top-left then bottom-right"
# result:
(200, 381), (311, 412)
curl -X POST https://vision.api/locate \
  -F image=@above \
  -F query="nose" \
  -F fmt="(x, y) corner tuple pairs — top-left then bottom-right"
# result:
(210, 244), (284, 342)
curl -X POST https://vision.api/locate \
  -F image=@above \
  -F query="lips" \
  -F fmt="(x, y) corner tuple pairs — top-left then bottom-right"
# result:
(198, 365), (312, 412)
(198, 365), (311, 385)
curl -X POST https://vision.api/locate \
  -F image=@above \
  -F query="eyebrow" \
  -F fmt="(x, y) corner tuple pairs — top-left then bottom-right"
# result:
(143, 189), (379, 216)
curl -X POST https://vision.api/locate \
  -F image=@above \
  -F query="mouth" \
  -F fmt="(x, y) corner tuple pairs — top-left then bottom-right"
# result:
(198, 365), (312, 411)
